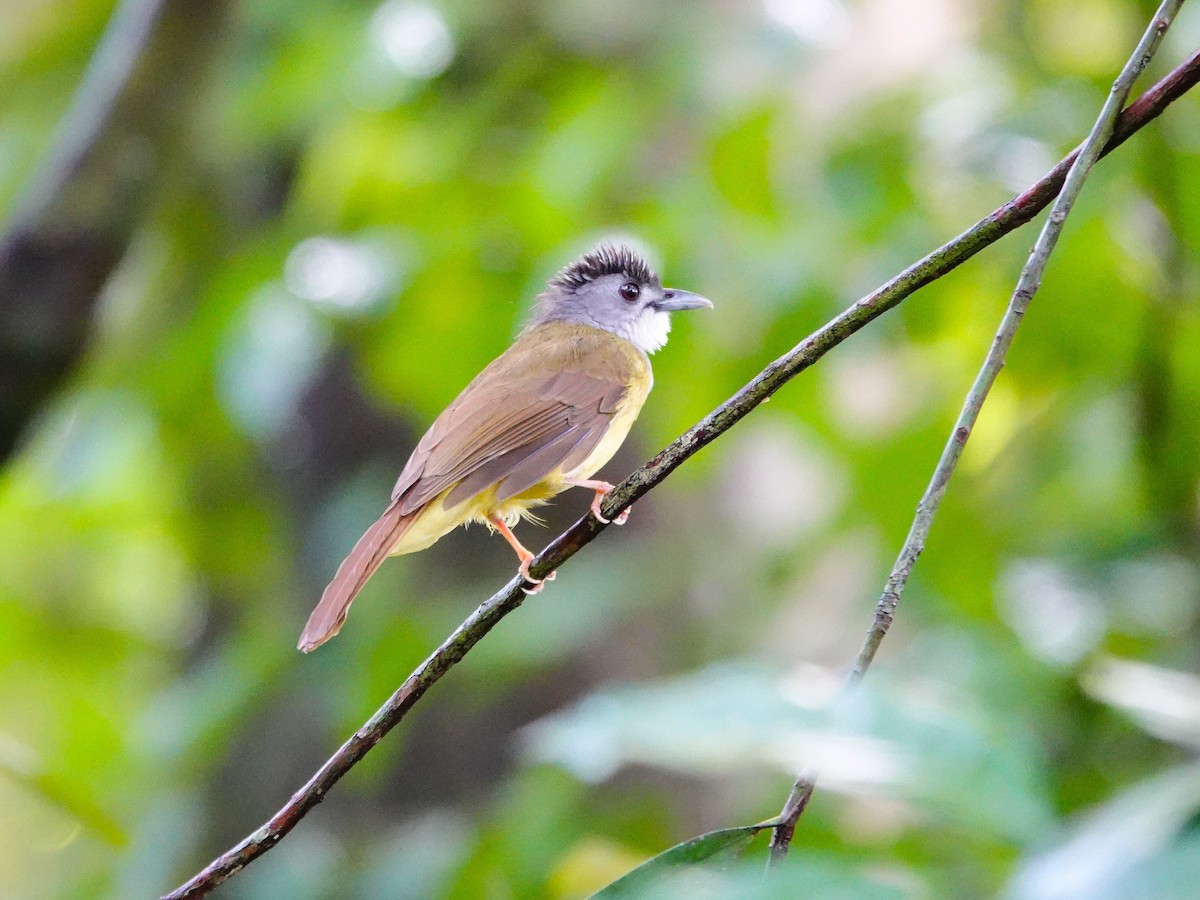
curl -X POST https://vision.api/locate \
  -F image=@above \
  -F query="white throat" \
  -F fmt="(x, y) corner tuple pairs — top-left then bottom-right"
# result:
(618, 308), (671, 354)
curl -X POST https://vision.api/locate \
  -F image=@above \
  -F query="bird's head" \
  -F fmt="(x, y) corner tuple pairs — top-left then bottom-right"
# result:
(532, 243), (712, 354)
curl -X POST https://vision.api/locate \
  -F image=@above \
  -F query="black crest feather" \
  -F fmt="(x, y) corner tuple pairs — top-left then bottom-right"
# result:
(549, 243), (657, 292)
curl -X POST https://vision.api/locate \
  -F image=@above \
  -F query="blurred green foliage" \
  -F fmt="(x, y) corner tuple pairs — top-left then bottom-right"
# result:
(2, 0), (1200, 897)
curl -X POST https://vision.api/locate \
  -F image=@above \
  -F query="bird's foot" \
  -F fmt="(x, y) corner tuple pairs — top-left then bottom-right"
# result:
(518, 556), (556, 595)
(572, 479), (630, 525)
(492, 513), (554, 593)
(592, 499), (631, 525)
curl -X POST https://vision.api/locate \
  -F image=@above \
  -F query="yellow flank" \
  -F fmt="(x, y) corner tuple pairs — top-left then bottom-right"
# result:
(387, 325), (653, 558)
(562, 363), (650, 484)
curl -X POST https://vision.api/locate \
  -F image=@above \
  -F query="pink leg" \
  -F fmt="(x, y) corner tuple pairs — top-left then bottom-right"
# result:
(564, 478), (630, 525)
(490, 515), (555, 594)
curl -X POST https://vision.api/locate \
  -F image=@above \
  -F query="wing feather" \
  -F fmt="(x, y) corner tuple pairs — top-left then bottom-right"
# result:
(393, 326), (641, 515)
(495, 425), (599, 502)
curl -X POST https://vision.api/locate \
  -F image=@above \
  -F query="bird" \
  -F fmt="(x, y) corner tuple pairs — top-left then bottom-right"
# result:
(298, 243), (712, 652)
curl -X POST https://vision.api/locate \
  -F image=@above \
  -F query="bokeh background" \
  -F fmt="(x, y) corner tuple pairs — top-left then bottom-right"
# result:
(2, 0), (1200, 897)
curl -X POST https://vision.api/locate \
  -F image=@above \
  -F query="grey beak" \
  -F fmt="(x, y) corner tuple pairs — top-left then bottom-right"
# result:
(654, 289), (713, 312)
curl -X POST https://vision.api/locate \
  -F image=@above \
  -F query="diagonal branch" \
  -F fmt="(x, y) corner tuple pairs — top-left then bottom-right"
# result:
(163, 46), (1200, 900)
(767, 0), (1188, 864)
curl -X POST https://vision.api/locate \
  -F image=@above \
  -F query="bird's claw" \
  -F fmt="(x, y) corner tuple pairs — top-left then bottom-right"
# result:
(518, 558), (555, 594)
(591, 495), (631, 526)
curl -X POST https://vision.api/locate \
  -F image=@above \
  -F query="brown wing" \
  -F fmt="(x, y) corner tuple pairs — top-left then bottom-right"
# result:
(392, 324), (637, 516)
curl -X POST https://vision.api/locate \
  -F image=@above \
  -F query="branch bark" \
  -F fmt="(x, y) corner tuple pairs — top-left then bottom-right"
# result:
(163, 44), (1200, 900)
(768, 0), (1187, 863)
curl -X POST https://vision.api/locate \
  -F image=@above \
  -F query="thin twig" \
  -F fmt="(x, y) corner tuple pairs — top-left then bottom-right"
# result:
(163, 46), (1200, 899)
(6, 0), (165, 227)
(767, 770), (816, 865)
(767, 0), (1186, 863)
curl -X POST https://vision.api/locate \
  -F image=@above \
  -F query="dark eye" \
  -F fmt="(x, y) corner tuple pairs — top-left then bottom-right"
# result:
(618, 282), (640, 302)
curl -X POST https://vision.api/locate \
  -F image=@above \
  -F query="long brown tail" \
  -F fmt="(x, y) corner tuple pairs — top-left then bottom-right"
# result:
(298, 502), (413, 652)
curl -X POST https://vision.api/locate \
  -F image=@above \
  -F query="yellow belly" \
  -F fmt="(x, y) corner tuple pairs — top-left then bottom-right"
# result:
(389, 365), (651, 557)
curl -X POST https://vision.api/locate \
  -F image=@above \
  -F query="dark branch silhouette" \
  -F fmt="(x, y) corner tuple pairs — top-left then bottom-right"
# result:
(0, 0), (228, 462)
(162, 45), (1200, 899)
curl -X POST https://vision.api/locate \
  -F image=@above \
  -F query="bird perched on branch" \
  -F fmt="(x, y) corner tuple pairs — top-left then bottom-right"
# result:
(298, 243), (712, 652)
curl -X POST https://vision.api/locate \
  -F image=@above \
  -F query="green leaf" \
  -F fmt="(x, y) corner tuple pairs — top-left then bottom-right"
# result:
(590, 823), (772, 898)
(0, 756), (126, 847)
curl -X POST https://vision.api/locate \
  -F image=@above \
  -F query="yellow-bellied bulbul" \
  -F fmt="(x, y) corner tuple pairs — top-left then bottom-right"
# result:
(298, 243), (711, 651)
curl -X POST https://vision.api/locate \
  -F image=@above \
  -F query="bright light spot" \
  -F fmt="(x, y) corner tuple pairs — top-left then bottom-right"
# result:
(371, 1), (454, 79)
(218, 287), (330, 438)
(779, 663), (841, 710)
(766, 731), (909, 791)
(998, 559), (1104, 666)
(1083, 657), (1200, 748)
(0, 734), (38, 776)
(861, 0), (960, 72)
(763, 0), (849, 44)
(285, 235), (397, 315)
(799, 0), (965, 120)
